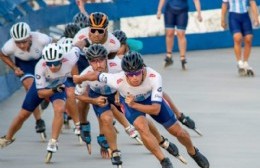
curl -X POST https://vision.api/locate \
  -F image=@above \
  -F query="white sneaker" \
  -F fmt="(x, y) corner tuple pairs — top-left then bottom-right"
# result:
(47, 139), (58, 153)
(125, 125), (138, 138)
(0, 136), (15, 148)
(243, 62), (253, 70)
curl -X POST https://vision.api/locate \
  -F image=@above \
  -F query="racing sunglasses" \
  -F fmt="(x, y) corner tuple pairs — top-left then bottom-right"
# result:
(125, 69), (143, 77)
(90, 28), (105, 34)
(46, 61), (61, 67)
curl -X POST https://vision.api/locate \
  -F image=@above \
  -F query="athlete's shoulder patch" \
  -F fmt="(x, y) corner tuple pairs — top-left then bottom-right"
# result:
(117, 78), (123, 84)
(110, 39), (115, 44)
(109, 62), (117, 67)
(149, 73), (156, 77)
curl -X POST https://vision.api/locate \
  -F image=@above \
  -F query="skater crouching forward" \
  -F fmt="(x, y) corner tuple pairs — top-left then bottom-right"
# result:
(0, 41), (85, 162)
(73, 51), (210, 168)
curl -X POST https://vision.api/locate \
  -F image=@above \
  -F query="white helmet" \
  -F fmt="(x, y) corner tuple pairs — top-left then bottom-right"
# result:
(10, 22), (31, 41)
(42, 43), (64, 62)
(61, 38), (73, 53)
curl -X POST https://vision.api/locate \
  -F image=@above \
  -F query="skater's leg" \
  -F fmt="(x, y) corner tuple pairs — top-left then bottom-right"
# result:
(176, 29), (187, 69)
(51, 99), (66, 140)
(99, 110), (118, 152)
(233, 33), (243, 62)
(78, 100), (90, 123)
(167, 122), (194, 154)
(164, 29), (175, 67)
(243, 34), (253, 62)
(22, 77), (45, 131)
(133, 116), (165, 161)
(5, 109), (32, 140)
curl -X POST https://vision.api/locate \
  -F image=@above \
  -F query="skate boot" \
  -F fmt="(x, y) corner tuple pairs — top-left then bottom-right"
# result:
(160, 158), (174, 168)
(243, 62), (254, 77)
(111, 150), (123, 168)
(160, 136), (187, 164)
(0, 136), (15, 149)
(80, 122), (91, 154)
(125, 125), (143, 145)
(74, 123), (82, 144)
(35, 119), (47, 141)
(189, 147), (210, 168)
(40, 99), (50, 111)
(178, 113), (202, 136)
(181, 56), (187, 70)
(97, 134), (111, 158)
(63, 112), (71, 129)
(45, 139), (58, 163)
(237, 61), (246, 76)
(164, 56), (173, 68)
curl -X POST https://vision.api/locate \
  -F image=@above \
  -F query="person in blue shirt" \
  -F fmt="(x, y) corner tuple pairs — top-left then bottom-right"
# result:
(221, 0), (259, 76)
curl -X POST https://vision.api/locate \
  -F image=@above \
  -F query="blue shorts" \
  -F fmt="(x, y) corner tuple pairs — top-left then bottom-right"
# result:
(22, 80), (66, 112)
(89, 90), (121, 118)
(15, 57), (40, 81)
(229, 12), (253, 36)
(77, 54), (89, 74)
(120, 96), (177, 129)
(164, 3), (188, 30)
(65, 77), (75, 88)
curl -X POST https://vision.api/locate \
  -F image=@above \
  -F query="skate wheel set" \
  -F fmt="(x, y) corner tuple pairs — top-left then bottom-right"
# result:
(45, 151), (53, 163)
(40, 132), (47, 142)
(133, 136), (143, 145)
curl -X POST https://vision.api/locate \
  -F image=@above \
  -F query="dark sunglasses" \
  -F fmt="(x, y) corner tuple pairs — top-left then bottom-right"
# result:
(125, 69), (143, 77)
(46, 61), (61, 67)
(90, 28), (105, 34)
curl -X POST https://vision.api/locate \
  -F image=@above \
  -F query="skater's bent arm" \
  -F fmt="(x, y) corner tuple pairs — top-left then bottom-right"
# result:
(0, 51), (18, 70)
(38, 88), (56, 98)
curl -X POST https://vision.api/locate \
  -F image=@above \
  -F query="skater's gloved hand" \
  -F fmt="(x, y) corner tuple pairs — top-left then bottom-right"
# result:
(178, 113), (195, 129)
(95, 96), (107, 107)
(52, 84), (66, 93)
(125, 94), (135, 107)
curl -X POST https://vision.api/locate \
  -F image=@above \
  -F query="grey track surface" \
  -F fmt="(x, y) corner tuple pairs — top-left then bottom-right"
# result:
(1, 48), (260, 168)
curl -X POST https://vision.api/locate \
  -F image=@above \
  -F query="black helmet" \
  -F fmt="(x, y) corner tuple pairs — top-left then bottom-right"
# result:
(85, 44), (108, 61)
(73, 12), (89, 28)
(112, 30), (127, 44)
(89, 12), (109, 29)
(121, 51), (144, 72)
(64, 23), (80, 38)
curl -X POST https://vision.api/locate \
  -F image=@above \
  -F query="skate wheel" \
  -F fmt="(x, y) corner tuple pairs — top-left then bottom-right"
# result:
(194, 128), (203, 136)
(117, 165), (123, 168)
(177, 155), (188, 165)
(45, 152), (52, 163)
(238, 69), (246, 76)
(41, 132), (47, 142)
(134, 137), (143, 145)
(247, 70), (254, 77)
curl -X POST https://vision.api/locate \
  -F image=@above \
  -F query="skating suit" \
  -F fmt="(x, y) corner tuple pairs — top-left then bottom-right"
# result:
(223, 0), (253, 35)
(164, 0), (189, 30)
(21, 47), (80, 112)
(1, 32), (52, 81)
(75, 56), (122, 117)
(97, 67), (178, 128)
